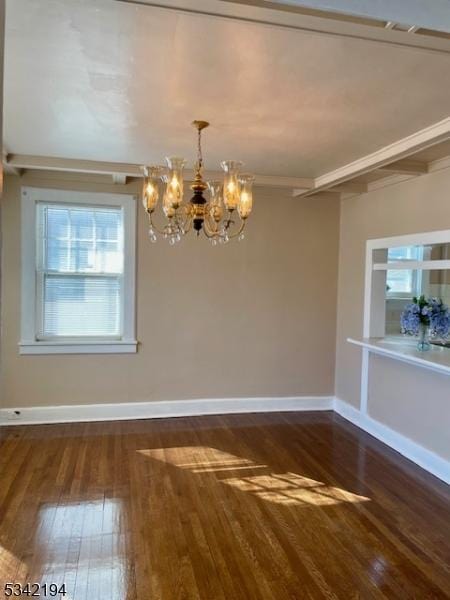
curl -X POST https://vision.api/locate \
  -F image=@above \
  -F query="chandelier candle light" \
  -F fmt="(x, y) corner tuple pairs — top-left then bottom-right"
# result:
(142, 121), (254, 245)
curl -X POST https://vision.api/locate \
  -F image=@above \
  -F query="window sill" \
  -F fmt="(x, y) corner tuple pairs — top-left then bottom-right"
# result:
(348, 336), (450, 376)
(19, 340), (138, 355)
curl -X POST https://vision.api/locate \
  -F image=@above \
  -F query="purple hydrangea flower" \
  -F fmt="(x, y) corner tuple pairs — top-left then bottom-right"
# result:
(401, 303), (421, 335)
(400, 295), (450, 339)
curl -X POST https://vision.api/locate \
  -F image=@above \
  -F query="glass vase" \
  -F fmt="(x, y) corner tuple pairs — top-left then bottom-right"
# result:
(417, 322), (431, 351)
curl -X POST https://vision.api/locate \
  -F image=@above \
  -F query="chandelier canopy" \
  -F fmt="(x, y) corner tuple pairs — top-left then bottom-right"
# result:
(142, 121), (254, 245)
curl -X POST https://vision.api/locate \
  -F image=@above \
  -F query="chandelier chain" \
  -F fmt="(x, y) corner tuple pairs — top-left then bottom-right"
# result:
(197, 127), (203, 170)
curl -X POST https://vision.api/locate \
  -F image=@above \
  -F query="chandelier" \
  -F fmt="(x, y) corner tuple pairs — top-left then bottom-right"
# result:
(141, 120), (254, 245)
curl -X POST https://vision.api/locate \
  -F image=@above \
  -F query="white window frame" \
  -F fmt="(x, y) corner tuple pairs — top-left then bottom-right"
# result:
(365, 230), (450, 340)
(20, 187), (138, 355)
(348, 229), (450, 418)
(386, 246), (425, 299)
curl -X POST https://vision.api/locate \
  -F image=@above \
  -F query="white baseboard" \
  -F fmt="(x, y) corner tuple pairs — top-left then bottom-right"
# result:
(0, 396), (334, 426)
(334, 398), (450, 485)
(1, 395), (447, 485)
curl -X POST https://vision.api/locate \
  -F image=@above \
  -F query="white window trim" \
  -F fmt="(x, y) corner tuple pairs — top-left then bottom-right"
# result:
(364, 230), (450, 339)
(20, 187), (138, 355)
(348, 229), (450, 418)
(386, 246), (425, 299)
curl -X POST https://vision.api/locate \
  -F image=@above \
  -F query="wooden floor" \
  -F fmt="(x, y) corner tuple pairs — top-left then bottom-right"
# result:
(0, 412), (449, 600)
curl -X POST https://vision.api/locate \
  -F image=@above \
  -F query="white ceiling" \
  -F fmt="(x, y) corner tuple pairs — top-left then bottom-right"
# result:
(4, 0), (450, 177)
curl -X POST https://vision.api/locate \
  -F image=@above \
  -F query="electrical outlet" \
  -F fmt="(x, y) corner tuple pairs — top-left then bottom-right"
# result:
(7, 410), (21, 420)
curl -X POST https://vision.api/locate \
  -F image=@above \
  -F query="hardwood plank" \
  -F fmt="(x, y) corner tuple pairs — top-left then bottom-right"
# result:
(0, 412), (449, 599)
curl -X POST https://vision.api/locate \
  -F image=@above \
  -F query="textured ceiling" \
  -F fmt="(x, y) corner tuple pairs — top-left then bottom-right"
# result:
(4, 0), (450, 177)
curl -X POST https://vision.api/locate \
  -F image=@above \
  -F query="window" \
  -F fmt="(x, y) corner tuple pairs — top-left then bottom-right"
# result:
(386, 246), (424, 298)
(20, 188), (137, 354)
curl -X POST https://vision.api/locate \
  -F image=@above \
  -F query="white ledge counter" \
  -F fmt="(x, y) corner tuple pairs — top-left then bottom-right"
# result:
(348, 336), (450, 376)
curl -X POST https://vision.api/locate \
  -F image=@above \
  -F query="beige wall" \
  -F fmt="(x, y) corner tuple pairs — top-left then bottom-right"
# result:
(0, 171), (340, 408)
(0, 0), (4, 192)
(2, 163), (449, 460)
(368, 355), (450, 461)
(335, 167), (450, 460)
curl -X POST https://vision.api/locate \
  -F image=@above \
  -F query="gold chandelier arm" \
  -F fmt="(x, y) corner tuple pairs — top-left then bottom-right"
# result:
(175, 204), (193, 234)
(223, 209), (237, 231)
(219, 209), (246, 239)
(147, 211), (166, 235)
(203, 208), (220, 237)
(227, 219), (246, 239)
(203, 217), (220, 238)
(182, 215), (193, 234)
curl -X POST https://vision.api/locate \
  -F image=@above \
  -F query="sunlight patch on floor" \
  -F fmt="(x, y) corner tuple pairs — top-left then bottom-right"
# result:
(140, 446), (259, 472)
(139, 447), (370, 507)
(223, 472), (370, 506)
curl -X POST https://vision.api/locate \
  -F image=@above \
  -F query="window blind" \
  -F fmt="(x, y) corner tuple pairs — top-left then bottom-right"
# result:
(37, 203), (124, 339)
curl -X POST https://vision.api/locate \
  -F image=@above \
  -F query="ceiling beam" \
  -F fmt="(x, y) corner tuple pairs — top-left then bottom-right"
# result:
(293, 181), (368, 197)
(296, 117), (450, 197)
(292, 187), (314, 197)
(316, 189), (341, 196)
(324, 182), (368, 194)
(5, 154), (143, 178)
(3, 163), (23, 176)
(428, 154), (450, 174)
(112, 173), (128, 185)
(6, 119), (449, 198)
(254, 174), (314, 189)
(115, 1), (450, 55)
(376, 159), (429, 175)
(260, 0), (450, 34)
(3, 154), (314, 190)
(365, 173), (412, 192)
(2, 153), (22, 176)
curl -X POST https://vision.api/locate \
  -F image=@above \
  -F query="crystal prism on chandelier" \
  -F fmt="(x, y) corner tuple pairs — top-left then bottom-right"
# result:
(141, 121), (254, 245)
